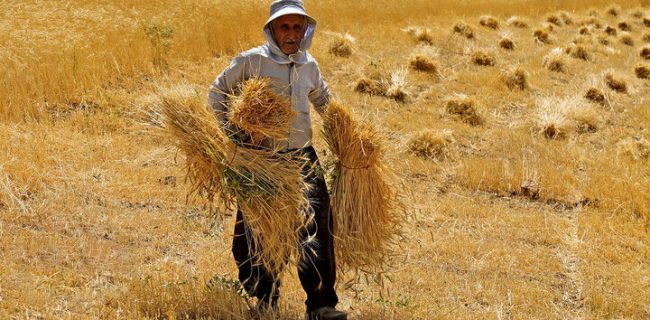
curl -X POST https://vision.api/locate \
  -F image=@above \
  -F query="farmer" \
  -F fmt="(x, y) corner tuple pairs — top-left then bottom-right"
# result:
(207, 1), (346, 319)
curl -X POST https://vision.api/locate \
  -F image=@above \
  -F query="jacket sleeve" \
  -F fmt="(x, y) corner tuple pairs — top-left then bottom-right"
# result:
(309, 63), (332, 115)
(207, 55), (248, 123)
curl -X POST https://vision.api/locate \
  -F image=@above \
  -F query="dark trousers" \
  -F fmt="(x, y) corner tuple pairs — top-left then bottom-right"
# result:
(231, 146), (338, 312)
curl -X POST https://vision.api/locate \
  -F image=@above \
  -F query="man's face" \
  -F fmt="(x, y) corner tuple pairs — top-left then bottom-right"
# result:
(271, 14), (306, 55)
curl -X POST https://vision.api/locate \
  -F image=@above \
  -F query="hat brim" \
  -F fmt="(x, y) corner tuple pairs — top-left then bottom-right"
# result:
(265, 7), (316, 27)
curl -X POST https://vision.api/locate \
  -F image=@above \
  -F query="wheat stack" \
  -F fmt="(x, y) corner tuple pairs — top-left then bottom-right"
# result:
(329, 32), (355, 57)
(228, 78), (295, 144)
(161, 87), (313, 276)
(322, 101), (403, 272)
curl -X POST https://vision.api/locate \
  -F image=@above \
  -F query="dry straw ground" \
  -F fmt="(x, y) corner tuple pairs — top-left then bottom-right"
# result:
(2, 0), (650, 319)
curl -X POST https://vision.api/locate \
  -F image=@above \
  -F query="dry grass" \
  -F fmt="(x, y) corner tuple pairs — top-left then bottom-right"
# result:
(322, 101), (403, 273)
(643, 32), (650, 43)
(543, 47), (567, 72)
(228, 78), (296, 143)
(407, 129), (456, 161)
(479, 15), (500, 29)
(162, 88), (312, 276)
(445, 94), (484, 126)
(329, 32), (356, 57)
(453, 21), (475, 39)
(617, 136), (650, 161)
(502, 66), (529, 90)
(635, 63), (650, 79)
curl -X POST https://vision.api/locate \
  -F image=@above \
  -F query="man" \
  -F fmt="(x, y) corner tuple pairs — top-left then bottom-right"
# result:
(207, 1), (347, 319)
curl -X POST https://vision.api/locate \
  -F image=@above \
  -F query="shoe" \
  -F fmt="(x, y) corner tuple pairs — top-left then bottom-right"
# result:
(306, 307), (348, 320)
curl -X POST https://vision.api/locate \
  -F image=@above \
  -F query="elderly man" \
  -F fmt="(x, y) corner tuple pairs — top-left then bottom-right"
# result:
(207, 1), (347, 319)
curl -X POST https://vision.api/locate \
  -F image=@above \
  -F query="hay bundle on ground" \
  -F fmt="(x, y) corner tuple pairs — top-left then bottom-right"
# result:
(585, 87), (607, 106)
(479, 15), (500, 29)
(543, 48), (566, 72)
(355, 77), (388, 96)
(329, 32), (355, 57)
(641, 47), (650, 60)
(579, 26), (591, 35)
(566, 44), (591, 61)
(445, 94), (483, 126)
(407, 129), (455, 161)
(644, 17), (650, 27)
(387, 69), (410, 103)
(499, 33), (515, 50)
(606, 6), (620, 17)
(635, 64), (650, 79)
(502, 66), (529, 90)
(228, 78), (295, 144)
(620, 33), (635, 46)
(322, 101), (403, 272)
(534, 29), (551, 44)
(405, 27), (434, 45)
(560, 11), (574, 25)
(507, 16), (528, 28)
(605, 25), (618, 36)
(453, 22), (475, 39)
(546, 14), (563, 27)
(604, 72), (628, 93)
(471, 50), (496, 66)
(410, 55), (438, 74)
(161, 87), (312, 276)
(643, 33), (650, 43)
(618, 21), (632, 32)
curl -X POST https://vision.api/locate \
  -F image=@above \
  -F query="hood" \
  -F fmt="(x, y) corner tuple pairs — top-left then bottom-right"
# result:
(262, 1), (317, 65)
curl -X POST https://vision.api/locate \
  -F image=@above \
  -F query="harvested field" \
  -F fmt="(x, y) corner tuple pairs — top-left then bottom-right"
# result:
(3, 1), (650, 319)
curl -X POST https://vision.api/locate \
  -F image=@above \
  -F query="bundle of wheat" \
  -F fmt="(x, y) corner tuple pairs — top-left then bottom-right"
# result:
(329, 32), (355, 57)
(502, 66), (529, 90)
(499, 32), (515, 50)
(507, 16), (529, 28)
(228, 78), (296, 144)
(543, 48), (566, 72)
(322, 101), (403, 273)
(453, 22), (475, 39)
(479, 15), (500, 29)
(534, 29), (551, 44)
(635, 64), (650, 79)
(161, 88), (312, 275)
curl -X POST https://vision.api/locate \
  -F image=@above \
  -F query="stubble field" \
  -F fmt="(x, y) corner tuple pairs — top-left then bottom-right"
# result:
(1, 0), (650, 319)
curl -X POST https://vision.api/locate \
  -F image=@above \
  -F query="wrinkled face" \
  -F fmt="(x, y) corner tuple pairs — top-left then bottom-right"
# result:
(271, 14), (306, 55)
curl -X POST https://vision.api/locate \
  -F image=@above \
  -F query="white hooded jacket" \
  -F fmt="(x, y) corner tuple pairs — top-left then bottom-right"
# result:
(207, 3), (331, 151)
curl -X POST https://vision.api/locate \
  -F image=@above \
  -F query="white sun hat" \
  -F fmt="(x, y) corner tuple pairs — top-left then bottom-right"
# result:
(265, 0), (317, 27)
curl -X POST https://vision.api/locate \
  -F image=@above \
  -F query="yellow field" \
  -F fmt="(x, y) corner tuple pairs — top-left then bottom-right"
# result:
(2, 0), (650, 319)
